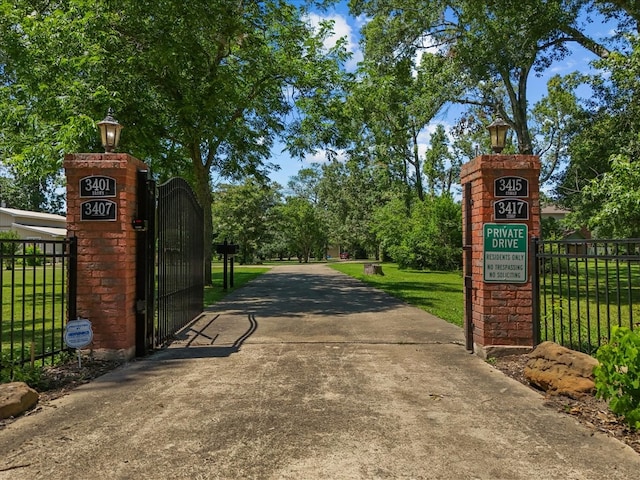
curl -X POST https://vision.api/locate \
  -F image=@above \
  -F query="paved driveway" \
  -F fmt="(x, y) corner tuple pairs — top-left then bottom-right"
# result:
(0, 263), (638, 479)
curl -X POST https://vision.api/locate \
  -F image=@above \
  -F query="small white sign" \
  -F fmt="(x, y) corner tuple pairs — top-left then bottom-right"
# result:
(64, 318), (94, 349)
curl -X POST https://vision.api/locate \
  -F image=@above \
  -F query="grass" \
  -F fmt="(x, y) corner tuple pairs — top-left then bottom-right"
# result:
(205, 264), (272, 305)
(539, 258), (640, 353)
(1, 264), (68, 363)
(329, 262), (464, 326)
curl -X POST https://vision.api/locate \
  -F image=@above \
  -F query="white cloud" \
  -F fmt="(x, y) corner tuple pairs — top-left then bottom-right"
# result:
(305, 148), (347, 164)
(306, 13), (363, 71)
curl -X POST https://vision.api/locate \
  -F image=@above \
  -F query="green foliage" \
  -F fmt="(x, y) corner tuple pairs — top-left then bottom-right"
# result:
(211, 179), (282, 264)
(373, 195), (462, 271)
(0, 231), (20, 270)
(278, 196), (327, 263)
(24, 245), (44, 266)
(318, 158), (382, 258)
(556, 36), (640, 228)
(0, 351), (45, 387)
(540, 217), (565, 240)
(594, 327), (640, 429)
(580, 156), (640, 238)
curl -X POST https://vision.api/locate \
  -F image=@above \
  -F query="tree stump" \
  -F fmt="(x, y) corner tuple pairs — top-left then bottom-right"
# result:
(364, 263), (384, 275)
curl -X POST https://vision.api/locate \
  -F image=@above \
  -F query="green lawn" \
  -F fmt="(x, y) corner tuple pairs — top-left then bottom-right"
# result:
(1, 264), (68, 363)
(538, 258), (640, 353)
(329, 262), (464, 326)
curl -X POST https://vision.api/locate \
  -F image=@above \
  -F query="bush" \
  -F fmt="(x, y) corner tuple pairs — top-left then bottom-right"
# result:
(24, 245), (44, 266)
(0, 352), (45, 388)
(0, 231), (20, 270)
(594, 327), (640, 429)
(375, 195), (462, 271)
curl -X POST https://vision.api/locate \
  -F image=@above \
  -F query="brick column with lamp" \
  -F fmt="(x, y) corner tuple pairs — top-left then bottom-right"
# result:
(63, 111), (146, 360)
(461, 118), (541, 358)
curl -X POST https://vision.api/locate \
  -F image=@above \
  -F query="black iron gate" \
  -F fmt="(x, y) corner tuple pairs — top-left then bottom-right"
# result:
(136, 174), (204, 355)
(156, 177), (204, 346)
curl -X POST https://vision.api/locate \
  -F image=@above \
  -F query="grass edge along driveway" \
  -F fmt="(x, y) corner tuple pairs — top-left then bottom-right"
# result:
(329, 262), (464, 327)
(205, 262), (464, 327)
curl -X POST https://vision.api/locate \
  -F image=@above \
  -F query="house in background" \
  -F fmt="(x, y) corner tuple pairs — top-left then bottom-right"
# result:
(0, 207), (67, 255)
(540, 204), (570, 222)
(0, 207), (67, 240)
(540, 204), (590, 241)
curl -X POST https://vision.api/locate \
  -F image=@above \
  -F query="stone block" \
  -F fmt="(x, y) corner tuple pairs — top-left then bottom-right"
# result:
(524, 341), (598, 398)
(0, 382), (39, 419)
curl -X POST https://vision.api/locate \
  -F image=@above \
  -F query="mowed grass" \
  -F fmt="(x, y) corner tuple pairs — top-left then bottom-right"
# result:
(329, 262), (464, 326)
(205, 264), (272, 306)
(1, 264), (68, 360)
(538, 259), (640, 352)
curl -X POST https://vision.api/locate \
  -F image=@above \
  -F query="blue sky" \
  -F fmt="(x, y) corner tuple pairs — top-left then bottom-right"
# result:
(267, 2), (613, 188)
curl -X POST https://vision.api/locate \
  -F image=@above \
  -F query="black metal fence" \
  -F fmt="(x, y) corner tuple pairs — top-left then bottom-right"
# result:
(156, 178), (204, 346)
(533, 238), (640, 354)
(0, 237), (77, 368)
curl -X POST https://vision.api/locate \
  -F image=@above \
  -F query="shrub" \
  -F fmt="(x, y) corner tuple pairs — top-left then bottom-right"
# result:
(24, 245), (44, 266)
(0, 352), (45, 388)
(0, 231), (20, 270)
(594, 327), (640, 429)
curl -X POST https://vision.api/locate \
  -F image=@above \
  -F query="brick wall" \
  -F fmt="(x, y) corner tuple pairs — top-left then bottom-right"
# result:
(461, 155), (540, 355)
(64, 153), (146, 360)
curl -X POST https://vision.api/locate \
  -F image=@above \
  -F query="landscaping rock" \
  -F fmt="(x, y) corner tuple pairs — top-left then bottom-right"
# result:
(524, 341), (598, 398)
(0, 382), (39, 419)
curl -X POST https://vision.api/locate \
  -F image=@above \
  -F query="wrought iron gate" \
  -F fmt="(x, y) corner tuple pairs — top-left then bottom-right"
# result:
(156, 177), (205, 347)
(136, 174), (204, 355)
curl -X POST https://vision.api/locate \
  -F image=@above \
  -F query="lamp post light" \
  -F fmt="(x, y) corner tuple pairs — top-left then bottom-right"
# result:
(487, 116), (510, 154)
(97, 108), (123, 153)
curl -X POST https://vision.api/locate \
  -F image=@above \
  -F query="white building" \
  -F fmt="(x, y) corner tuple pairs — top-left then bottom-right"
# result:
(0, 207), (67, 240)
(0, 208), (67, 255)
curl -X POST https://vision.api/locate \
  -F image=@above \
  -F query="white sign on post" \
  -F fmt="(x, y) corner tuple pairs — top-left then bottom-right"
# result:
(64, 318), (94, 349)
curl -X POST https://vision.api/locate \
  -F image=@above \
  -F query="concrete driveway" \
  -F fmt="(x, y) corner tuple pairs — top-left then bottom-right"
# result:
(0, 263), (638, 479)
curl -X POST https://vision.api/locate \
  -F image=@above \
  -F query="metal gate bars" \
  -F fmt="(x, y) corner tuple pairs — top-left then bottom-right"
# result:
(156, 178), (204, 346)
(136, 173), (205, 355)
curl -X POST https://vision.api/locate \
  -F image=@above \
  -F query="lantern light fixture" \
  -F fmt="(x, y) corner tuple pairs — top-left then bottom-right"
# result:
(97, 108), (123, 153)
(487, 116), (510, 154)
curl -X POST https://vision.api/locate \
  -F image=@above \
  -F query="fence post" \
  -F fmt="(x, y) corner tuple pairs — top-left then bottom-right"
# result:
(531, 236), (540, 346)
(67, 236), (78, 323)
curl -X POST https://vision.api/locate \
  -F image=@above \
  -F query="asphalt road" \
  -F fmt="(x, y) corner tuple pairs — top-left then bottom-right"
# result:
(0, 263), (639, 479)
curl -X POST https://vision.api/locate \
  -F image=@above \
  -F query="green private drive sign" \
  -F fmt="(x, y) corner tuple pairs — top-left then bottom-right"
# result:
(483, 223), (528, 283)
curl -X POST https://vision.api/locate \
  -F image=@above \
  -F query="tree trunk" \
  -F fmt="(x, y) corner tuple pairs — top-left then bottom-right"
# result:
(191, 153), (214, 285)
(410, 124), (425, 201)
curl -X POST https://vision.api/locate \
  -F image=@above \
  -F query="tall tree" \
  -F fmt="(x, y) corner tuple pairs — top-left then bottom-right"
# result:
(348, 0), (612, 158)
(0, 1), (348, 282)
(211, 179), (282, 264)
(556, 35), (640, 231)
(278, 196), (326, 262)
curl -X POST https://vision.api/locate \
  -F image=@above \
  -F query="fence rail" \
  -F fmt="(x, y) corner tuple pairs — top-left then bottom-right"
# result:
(533, 237), (640, 354)
(0, 237), (77, 368)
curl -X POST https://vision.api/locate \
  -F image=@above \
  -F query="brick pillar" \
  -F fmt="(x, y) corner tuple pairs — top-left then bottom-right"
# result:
(64, 153), (146, 360)
(461, 154), (540, 358)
